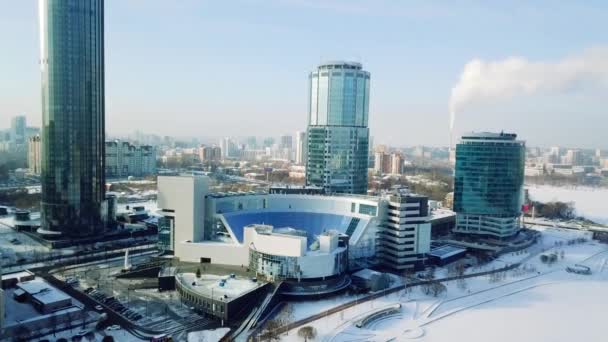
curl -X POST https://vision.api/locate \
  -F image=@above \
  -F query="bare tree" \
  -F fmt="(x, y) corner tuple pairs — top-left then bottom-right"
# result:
(13, 324), (31, 342)
(297, 326), (317, 342)
(457, 277), (467, 291)
(430, 281), (444, 297)
(262, 320), (283, 341)
(49, 311), (59, 337)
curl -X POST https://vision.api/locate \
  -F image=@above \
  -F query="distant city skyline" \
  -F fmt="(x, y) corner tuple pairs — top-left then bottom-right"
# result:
(2, 1), (608, 148)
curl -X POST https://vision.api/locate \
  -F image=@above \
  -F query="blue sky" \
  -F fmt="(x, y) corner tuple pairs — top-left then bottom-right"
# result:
(1, 1), (607, 148)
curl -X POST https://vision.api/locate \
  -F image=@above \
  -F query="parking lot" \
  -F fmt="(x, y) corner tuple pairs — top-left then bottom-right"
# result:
(53, 255), (218, 341)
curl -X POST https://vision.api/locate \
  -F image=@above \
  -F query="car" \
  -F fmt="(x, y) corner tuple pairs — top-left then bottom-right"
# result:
(107, 325), (121, 331)
(95, 305), (103, 311)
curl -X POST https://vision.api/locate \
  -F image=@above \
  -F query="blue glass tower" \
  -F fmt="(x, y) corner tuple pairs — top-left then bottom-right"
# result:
(453, 132), (525, 239)
(306, 61), (370, 194)
(39, 0), (106, 236)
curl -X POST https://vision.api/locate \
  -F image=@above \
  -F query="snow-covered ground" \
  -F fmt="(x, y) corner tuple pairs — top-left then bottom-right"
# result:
(278, 227), (608, 342)
(527, 185), (608, 224)
(188, 328), (230, 342)
(116, 200), (159, 215)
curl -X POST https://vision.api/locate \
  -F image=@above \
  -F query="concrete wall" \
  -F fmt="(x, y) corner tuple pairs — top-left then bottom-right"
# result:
(208, 194), (379, 219)
(297, 249), (347, 278)
(416, 223), (432, 254)
(158, 176), (208, 243)
(175, 241), (249, 265)
(250, 230), (306, 257)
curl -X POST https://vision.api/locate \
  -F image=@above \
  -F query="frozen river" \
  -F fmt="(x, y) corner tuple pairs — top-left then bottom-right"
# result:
(526, 185), (608, 224)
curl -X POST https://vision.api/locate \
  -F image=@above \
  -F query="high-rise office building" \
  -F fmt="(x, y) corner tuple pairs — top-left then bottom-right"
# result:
(453, 132), (525, 239)
(39, 0), (106, 236)
(295, 131), (307, 165)
(305, 61), (370, 194)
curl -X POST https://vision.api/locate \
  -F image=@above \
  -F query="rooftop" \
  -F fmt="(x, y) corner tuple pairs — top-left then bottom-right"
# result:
(462, 131), (517, 139)
(1, 270), (34, 281)
(176, 273), (264, 302)
(460, 132), (525, 145)
(428, 245), (467, 259)
(352, 268), (382, 280)
(317, 61), (363, 70)
(17, 279), (72, 304)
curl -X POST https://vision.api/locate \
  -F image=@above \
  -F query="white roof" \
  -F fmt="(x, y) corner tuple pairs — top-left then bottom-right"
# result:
(17, 279), (72, 304)
(352, 268), (382, 280)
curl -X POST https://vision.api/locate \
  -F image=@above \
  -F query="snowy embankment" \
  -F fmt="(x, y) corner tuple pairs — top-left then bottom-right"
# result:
(278, 227), (608, 342)
(526, 185), (608, 224)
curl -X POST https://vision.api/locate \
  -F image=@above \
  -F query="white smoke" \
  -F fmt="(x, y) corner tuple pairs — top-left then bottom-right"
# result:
(448, 47), (608, 134)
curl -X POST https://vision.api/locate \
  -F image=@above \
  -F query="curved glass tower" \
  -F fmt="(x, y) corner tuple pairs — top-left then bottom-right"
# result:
(306, 61), (370, 194)
(453, 132), (525, 239)
(39, 0), (106, 236)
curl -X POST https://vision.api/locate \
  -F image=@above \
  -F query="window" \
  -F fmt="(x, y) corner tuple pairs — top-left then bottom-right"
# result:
(359, 204), (377, 216)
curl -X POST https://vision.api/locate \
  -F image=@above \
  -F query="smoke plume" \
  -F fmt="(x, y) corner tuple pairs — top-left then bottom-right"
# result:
(449, 47), (608, 133)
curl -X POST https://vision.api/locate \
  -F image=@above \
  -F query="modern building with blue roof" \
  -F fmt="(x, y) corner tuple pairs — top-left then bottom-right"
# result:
(157, 176), (433, 277)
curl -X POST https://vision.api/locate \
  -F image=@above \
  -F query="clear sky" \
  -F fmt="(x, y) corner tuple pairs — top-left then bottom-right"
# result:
(1, 1), (607, 148)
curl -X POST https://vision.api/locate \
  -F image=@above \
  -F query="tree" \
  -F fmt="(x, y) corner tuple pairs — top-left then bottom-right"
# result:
(297, 326), (317, 341)
(13, 324), (31, 342)
(430, 281), (444, 297)
(196, 267), (201, 278)
(102, 336), (115, 342)
(457, 278), (467, 291)
(262, 320), (283, 341)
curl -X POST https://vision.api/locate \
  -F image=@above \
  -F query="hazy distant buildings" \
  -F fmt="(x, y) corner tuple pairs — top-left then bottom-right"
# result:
(390, 153), (403, 174)
(0, 115), (32, 153)
(39, 0), (106, 236)
(279, 134), (294, 161)
(373, 148), (403, 175)
(28, 135), (41, 174)
(280, 135), (293, 149)
(306, 61), (370, 194)
(220, 137), (238, 159)
(198, 145), (222, 162)
(544, 146), (562, 164)
(563, 149), (584, 166)
(374, 150), (390, 174)
(453, 132), (525, 239)
(105, 140), (156, 178)
(10, 116), (26, 146)
(295, 131), (307, 165)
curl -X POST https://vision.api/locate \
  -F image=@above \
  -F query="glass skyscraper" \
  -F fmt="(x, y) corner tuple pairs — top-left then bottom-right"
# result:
(306, 61), (370, 194)
(453, 132), (525, 239)
(39, 0), (106, 236)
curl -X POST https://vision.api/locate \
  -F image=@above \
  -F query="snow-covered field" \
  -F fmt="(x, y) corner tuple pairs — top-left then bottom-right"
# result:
(279, 227), (608, 342)
(527, 185), (608, 224)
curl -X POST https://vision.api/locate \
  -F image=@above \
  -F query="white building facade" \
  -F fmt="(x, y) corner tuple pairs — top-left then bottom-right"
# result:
(105, 140), (156, 178)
